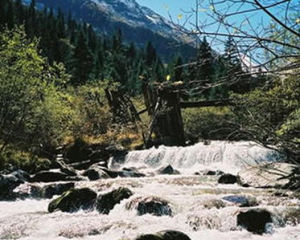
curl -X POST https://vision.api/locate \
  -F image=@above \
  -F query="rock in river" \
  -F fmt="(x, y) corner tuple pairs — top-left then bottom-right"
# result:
(222, 195), (258, 207)
(127, 196), (172, 216)
(31, 170), (70, 182)
(48, 188), (97, 213)
(135, 230), (191, 240)
(0, 173), (24, 200)
(157, 165), (180, 175)
(237, 209), (272, 234)
(218, 174), (238, 184)
(42, 182), (75, 199)
(96, 187), (133, 214)
(82, 165), (110, 180)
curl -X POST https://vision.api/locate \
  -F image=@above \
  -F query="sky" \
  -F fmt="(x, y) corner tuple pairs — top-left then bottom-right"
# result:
(134, 0), (298, 66)
(135, 0), (273, 53)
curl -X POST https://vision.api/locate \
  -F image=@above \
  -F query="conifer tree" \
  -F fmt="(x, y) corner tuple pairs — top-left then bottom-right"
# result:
(224, 36), (242, 73)
(6, 0), (14, 29)
(145, 42), (157, 66)
(70, 31), (94, 85)
(14, 0), (24, 25)
(197, 36), (214, 83)
(174, 56), (184, 82)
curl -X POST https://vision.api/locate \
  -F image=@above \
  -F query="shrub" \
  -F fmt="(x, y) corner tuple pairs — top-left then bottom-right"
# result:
(182, 107), (240, 141)
(0, 27), (76, 153)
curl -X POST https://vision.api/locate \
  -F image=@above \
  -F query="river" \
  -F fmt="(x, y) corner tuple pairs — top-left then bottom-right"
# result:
(0, 141), (299, 240)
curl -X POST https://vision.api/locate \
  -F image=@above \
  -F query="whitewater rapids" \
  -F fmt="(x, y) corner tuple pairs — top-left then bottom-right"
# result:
(1, 141), (299, 240)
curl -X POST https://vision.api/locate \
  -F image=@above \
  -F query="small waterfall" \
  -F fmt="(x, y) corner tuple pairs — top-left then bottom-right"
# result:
(114, 141), (283, 174)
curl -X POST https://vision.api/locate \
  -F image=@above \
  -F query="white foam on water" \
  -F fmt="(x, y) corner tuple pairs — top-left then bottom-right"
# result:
(1, 142), (297, 240)
(117, 141), (282, 174)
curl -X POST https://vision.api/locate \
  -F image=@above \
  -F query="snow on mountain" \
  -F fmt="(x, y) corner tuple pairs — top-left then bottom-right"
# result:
(23, 0), (196, 60)
(86, 0), (194, 45)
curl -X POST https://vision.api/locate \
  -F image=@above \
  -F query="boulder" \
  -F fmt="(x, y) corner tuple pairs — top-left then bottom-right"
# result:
(48, 188), (97, 213)
(222, 195), (258, 207)
(14, 182), (75, 199)
(0, 173), (24, 200)
(120, 168), (145, 178)
(218, 174), (238, 184)
(238, 163), (296, 188)
(88, 150), (110, 163)
(157, 165), (180, 175)
(106, 145), (128, 165)
(135, 230), (191, 240)
(202, 170), (224, 176)
(127, 196), (172, 216)
(94, 167), (145, 179)
(82, 166), (110, 181)
(31, 170), (69, 182)
(42, 182), (75, 198)
(96, 187), (133, 214)
(10, 170), (31, 182)
(237, 209), (272, 234)
(69, 160), (96, 170)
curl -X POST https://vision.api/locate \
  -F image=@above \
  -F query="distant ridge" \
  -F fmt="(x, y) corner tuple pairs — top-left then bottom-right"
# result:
(24, 0), (197, 60)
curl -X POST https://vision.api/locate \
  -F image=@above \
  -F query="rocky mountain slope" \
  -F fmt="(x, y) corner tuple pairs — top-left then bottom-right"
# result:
(25, 0), (196, 60)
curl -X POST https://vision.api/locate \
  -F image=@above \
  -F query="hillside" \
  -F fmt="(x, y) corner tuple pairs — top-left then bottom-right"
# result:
(24, 0), (197, 60)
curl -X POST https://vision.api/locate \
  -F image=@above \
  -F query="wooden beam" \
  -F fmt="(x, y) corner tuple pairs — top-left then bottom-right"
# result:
(180, 99), (233, 108)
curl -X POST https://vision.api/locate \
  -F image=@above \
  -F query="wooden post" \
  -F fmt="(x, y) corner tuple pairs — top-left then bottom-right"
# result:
(142, 82), (185, 146)
(155, 87), (185, 146)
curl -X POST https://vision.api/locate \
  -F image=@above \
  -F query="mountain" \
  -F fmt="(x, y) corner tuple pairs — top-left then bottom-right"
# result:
(24, 0), (196, 60)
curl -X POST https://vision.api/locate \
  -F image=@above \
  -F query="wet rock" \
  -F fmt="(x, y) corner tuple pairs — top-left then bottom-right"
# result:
(202, 170), (224, 176)
(16, 182), (75, 199)
(120, 168), (146, 178)
(82, 166), (110, 181)
(218, 174), (238, 184)
(88, 150), (110, 163)
(157, 165), (180, 175)
(135, 230), (191, 240)
(69, 160), (96, 170)
(202, 199), (226, 209)
(42, 182), (75, 199)
(127, 196), (172, 216)
(237, 209), (272, 234)
(96, 187), (133, 214)
(0, 173), (24, 200)
(48, 188), (97, 213)
(31, 170), (69, 182)
(238, 163), (295, 188)
(94, 167), (145, 179)
(108, 149), (128, 166)
(12, 183), (40, 199)
(10, 170), (31, 182)
(222, 195), (258, 207)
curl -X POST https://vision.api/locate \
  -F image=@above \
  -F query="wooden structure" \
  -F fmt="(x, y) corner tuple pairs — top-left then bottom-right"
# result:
(105, 81), (232, 147)
(105, 89), (140, 124)
(142, 81), (233, 147)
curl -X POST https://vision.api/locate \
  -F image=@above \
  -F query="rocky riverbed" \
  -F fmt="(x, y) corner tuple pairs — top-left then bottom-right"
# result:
(0, 141), (299, 240)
